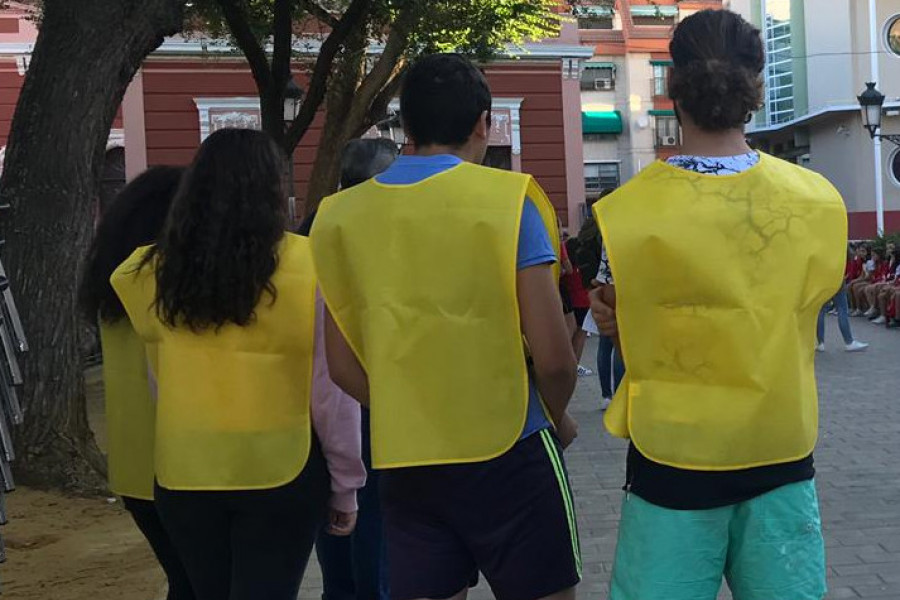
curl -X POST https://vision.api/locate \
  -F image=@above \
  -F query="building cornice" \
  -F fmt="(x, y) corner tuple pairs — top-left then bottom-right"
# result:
(0, 39), (594, 61)
(747, 102), (900, 135)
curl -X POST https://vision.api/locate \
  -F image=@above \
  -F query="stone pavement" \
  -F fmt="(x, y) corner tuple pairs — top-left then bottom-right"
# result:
(299, 315), (900, 599)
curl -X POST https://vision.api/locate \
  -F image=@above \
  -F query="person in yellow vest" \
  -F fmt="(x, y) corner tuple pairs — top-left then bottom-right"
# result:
(311, 53), (581, 600)
(589, 10), (846, 600)
(79, 166), (195, 600)
(111, 128), (365, 600)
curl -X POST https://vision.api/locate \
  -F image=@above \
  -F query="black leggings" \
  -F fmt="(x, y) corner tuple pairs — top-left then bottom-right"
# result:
(122, 497), (196, 600)
(154, 441), (330, 600)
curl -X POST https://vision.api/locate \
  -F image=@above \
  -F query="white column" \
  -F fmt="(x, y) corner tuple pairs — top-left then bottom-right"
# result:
(122, 70), (148, 181)
(870, 0), (885, 235)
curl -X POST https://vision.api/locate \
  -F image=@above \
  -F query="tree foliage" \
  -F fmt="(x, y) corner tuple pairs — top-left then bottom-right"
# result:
(188, 0), (562, 60)
(179, 0), (561, 207)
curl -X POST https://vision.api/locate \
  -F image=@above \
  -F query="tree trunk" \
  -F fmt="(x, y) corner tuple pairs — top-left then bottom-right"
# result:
(261, 88), (287, 149)
(304, 7), (416, 211)
(0, 0), (186, 493)
(305, 32), (367, 206)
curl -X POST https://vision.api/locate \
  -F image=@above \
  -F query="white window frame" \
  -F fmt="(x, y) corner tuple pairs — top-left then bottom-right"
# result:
(889, 147), (900, 188)
(584, 161), (621, 195)
(884, 13), (900, 58)
(762, 0), (795, 127)
(194, 97), (262, 141)
(580, 66), (616, 91)
(652, 65), (669, 97)
(654, 116), (681, 147)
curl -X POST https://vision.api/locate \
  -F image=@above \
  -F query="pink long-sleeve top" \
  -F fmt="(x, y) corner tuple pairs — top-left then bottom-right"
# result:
(311, 293), (367, 513)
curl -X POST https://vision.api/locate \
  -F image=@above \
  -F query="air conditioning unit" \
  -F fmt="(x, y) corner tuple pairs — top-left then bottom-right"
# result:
(660, 135), (678, 147)
(593, 78), (614, 91)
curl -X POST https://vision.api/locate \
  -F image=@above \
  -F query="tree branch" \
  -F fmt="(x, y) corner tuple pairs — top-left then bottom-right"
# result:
(353, 62), (407, 138)
(284, 0), (373, 150)
(271, 0), (293, 92)
(343, 6), (417, 133)
(299, 0), (339, 28)
(216, 0), (273, 92)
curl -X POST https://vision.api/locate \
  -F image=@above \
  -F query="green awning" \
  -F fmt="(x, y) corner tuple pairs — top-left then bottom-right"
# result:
(648, 109), (676, 117)
(584, 61), (617, 70)
(575, 6), (614, 17)
(649, 59), (674, 66)
(631, 5), (678, 17)
(582, 110), (623, 135)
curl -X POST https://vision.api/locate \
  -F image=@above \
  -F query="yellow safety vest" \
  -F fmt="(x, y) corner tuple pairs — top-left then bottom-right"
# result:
(99, 320), (156, 500)
(311, 162), (559, 469)
(596, 152), (847, 470)
(111, 233), (317, 490)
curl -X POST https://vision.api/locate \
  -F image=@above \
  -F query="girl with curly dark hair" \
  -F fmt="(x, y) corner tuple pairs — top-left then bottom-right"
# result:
(79, 166), (195, 600)
(589, 9), (846, 600)
(111, 128), (363, 600)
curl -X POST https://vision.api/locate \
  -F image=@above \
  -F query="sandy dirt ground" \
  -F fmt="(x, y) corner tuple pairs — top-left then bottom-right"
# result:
(2, 488), (165, 600)
(1, 366), (166, 600)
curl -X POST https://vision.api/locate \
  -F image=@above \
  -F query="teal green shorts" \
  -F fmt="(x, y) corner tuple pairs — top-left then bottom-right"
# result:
(610, 480), (826, 600)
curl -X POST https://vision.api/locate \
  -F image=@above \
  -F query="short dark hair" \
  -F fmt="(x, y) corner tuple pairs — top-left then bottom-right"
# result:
(340, 138), (399, 189)
(400, 53), (492, 147)
(669, 9), (765, 131)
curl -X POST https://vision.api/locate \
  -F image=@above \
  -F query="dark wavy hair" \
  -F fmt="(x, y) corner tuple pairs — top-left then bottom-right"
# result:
(79, 166), (184, 323)
(669, 9), (765, 131)
(150, 128), (288, 330)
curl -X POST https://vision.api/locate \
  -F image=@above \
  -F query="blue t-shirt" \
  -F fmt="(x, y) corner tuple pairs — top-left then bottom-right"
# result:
(376, 154), (554, 438)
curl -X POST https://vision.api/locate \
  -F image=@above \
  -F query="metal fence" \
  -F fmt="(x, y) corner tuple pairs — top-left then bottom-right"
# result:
(0, 251), (28, 579)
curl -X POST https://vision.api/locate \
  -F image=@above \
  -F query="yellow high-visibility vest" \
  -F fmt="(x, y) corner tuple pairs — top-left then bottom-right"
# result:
(311, 162), (559, 469)
(99, 320), (156, 500)
(111, 233), (317, 490)
(596, 152), (847, 470)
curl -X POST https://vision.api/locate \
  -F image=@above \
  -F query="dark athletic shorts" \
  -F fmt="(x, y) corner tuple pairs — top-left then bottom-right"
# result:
(573, 307), (589, 328)
(381, 430), (582, 600)
(559, 284), (574, 314)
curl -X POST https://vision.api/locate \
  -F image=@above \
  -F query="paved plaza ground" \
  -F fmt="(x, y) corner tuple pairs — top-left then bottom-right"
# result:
(299, 315), (900, 600)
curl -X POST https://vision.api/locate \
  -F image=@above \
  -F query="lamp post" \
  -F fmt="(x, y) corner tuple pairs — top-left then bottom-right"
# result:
(858, 82), (900, 146)
(283, 76), (304, 123)
(375, 110), (406, 151)
(283, 76), (304, 223)
(857, 82), (900, 236)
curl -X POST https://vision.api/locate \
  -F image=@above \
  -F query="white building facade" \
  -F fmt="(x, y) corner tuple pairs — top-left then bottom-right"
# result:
(730, 0), (900, 238)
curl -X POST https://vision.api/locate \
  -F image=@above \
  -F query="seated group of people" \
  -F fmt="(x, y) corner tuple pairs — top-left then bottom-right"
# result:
(846, 241), (900, 327)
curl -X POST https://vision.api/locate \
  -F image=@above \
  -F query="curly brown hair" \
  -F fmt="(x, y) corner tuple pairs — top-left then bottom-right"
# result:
(668, 9), (765, 131)
(148, 128), (288, 330)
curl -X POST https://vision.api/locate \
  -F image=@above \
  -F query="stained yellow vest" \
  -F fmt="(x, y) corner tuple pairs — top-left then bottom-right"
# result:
(596, 153), (847, 470)
(99, 321), (156, 500)
(111, 233), (317, 490)
(311, 162), (559, 469)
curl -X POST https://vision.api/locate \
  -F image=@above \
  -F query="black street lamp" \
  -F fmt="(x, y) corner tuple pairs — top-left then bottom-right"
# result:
(283, 76), (304, 222)
(283, 76), (305, 124)
(375, 110), (405, 150)
(858, 82), (900, 146)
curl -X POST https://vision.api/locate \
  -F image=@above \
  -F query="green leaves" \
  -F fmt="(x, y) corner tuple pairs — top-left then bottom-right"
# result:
(185, 0), (560, 61)
(404, 0), (561, 61)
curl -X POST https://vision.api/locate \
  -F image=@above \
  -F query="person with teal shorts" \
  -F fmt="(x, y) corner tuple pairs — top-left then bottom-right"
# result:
(589, 10), (845, 600)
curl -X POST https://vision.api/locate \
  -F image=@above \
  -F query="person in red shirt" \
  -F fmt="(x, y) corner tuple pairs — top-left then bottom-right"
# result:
(873, 251), (900, 325)
(563, 238), (593, 376)
(887, 281), (900, 328)
(846, 246), (865, 282)
(863, 243), (897, 321)
(850, 246), (882, 315)
(846, 244), (868, 313)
